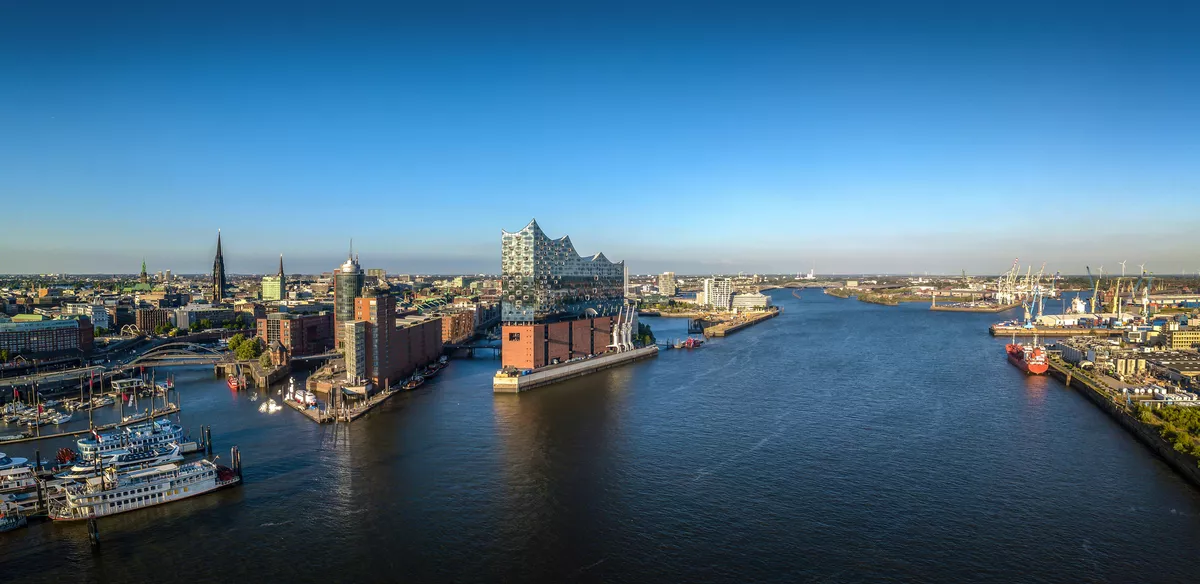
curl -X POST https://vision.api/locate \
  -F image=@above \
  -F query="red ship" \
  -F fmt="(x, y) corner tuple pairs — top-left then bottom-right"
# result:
(1006, 343), (1048, 375)
(226, 375), (241, 391)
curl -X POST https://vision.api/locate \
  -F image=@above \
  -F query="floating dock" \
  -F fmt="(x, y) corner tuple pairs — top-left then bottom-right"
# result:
(493, 346), (659, 393)
(990, 325), (1124, 337)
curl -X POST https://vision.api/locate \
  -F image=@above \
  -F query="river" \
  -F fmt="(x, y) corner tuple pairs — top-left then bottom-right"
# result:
(3, 289), (1199, 582)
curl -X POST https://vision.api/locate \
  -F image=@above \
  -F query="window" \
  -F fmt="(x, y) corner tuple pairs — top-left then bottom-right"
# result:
(509, 332), (521, 341)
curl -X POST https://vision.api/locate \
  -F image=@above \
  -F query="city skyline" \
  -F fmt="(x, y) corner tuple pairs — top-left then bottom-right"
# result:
(3, 0), (1199, 274)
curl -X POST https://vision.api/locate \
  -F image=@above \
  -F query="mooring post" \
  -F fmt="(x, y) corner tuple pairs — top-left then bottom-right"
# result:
(88, 517), (99, 547)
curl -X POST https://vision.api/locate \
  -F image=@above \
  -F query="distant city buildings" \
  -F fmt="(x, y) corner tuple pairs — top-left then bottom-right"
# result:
(261, 255), (286, 301)
(62, 302), (111, 330)
(658, 272), (676, 297)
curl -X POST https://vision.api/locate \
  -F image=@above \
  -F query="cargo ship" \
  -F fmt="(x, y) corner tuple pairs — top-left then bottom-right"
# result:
(1006, 343), (1049, 375)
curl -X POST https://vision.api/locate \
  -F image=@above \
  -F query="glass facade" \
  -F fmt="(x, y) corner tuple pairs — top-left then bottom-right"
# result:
(334, 256), (365, 349)
(501, 219), (625, 323)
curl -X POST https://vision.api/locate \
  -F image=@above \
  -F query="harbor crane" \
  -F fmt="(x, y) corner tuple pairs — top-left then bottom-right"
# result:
(1085, 266), (1100, 314)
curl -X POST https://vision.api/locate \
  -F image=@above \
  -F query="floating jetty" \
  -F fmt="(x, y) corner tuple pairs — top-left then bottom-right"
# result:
(989, 325), (1124, 337)
(493, 346), (659, 393)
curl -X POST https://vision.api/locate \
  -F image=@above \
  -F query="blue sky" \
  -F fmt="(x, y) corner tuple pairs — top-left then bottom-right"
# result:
(1, 0), (1198, 276)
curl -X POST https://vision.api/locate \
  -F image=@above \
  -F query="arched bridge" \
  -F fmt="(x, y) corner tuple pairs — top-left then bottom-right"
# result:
(118, 342), (232, 370)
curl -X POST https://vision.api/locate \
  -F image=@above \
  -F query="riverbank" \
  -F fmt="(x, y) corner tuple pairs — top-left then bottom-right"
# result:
(931, 302), (1020, 313)
(1047, 358), (1200, 489)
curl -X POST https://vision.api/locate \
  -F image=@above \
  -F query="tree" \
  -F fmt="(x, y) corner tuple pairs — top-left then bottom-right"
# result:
(189, 322), (202, 332)
(0, 349), (7, 363)
(259, 352), (273, 368)
(235, 338), (262, 361)
(154, 322), (173, 335)
(198, 319), (213, 330)
(227, 333), (245, 353)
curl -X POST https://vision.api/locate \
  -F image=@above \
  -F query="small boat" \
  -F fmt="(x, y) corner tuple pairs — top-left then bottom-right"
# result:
(258, 399), (282, 414)
(0, 504), (27, 533)
(227, 375), (241, 391)
(50, 412), (73, 424)
(403, 375), (425, 391)
(0, 452), (29, 472)
(92, 396), (115, 407)
(250, 393), (259, 402)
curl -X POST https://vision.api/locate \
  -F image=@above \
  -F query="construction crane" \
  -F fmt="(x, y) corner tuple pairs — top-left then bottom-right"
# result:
(1111, 278), (1122, 314)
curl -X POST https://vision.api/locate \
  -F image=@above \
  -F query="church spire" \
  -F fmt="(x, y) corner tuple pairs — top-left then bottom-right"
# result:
(211, 229), (227, 304)
(278, 253), (285, 277)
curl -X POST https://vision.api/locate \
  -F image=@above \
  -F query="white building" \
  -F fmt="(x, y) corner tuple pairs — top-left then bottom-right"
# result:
(658, 272), (676, 297)
(703, 278), (733, 310)
(344, 320), (368, 383)
(731, 292), (771, 311)
(62, 302), (111, 331)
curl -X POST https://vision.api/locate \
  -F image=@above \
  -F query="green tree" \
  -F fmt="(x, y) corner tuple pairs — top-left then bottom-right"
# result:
(153, 322), (173, 335)
(259, 352), (273, 368)
(235, 338), (261, 361)
(227, 333), (245, 353)
(0, 349), (8, 362)
(198, 319), (213, 330)
(188, 322), (202, 332)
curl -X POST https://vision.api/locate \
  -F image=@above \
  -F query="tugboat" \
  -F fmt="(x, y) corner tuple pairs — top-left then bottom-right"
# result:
(1006, 342), (1049, 375)
(227, 375), (241, 391)
(403, 375), (425, 390)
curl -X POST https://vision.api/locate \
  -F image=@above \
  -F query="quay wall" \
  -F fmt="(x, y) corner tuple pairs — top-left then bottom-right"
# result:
(930, 303), (1020, 313)
(705, 310), (778, 337)
(990, 326), (1123, 337)
(1048, 361), (1200, 489)
(493, 346), (658, 393)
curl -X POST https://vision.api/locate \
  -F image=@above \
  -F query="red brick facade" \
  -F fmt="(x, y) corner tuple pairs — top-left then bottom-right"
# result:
(501, 315), (616, 370)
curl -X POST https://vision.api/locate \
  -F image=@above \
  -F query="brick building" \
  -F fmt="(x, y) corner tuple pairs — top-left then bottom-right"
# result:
(501, 315), (616, 370)
(136, 308), (172, 333)
(0, 317), (93, 357)
(256, 312), (334, 358)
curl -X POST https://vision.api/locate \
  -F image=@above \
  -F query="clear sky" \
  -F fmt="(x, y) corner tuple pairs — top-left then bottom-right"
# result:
(1, 0), (1197, 276)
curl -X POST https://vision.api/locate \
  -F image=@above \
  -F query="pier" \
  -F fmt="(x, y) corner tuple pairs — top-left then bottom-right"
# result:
(493, 346), (659, 393)
(703, 309), (779, 337)
(0, 404), (181, 446)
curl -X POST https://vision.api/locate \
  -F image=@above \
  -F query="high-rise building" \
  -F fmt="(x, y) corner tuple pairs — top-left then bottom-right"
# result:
(500, 219), (629, 370)
(703, 277), (733, 310)
(262, 254), (286, 301)
(333, 247), (365, 350)
(211, 230), (227, 304)
(658, 272), (677, 297)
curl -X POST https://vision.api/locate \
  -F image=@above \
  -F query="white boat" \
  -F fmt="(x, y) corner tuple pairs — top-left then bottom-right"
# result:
(258, 398), (283, 413)
(49, 460), (240, 521)
(77, 420), (186, 461)
(55, 443), (184, 480)
(50, 412), (72, 424)
(92, 396), (115, 407)
(0, 460), (36, 495)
